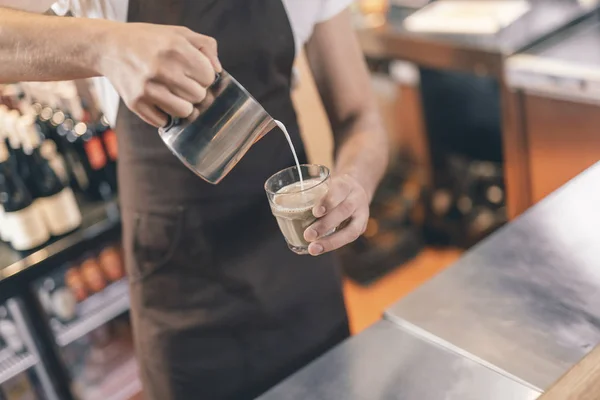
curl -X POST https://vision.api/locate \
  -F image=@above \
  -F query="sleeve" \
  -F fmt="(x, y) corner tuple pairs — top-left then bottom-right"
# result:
(50, 0), (71, 16)
(317, 0), (354, 23)
(0, 0), (58, 13)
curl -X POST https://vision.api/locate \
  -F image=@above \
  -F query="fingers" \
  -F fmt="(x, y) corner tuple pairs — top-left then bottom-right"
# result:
(164, 75), (208, 105)
(181, 29), (222, 73)
(135, 102), (168, 127)
(144, 82), (194, 119)
(312, 176), (353, 218)
(303, 174), (370, 256)
(178, 40), (218, 87)
(308, 210), (368, 256)
(305, 189), (360, 242)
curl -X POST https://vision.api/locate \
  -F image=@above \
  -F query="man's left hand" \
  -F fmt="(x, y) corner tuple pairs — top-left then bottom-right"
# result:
(304, 174), (370, 256)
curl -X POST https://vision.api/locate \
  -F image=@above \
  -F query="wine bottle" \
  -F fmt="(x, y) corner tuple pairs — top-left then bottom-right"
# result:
(95, 115), (118, 192)
(68, 121), (112, 200)
(0, 119), (49, 251)
(60, 84), (116, 187)
(2, 110), (32, 188)
(18, 115), (82, 236)
(54, 112), (91, 194)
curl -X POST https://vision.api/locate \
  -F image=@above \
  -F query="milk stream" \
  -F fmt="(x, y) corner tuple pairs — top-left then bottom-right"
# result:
(274, 120), (304, 189)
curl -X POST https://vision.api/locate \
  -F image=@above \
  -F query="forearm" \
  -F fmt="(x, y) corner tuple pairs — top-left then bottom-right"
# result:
(333, 109), (388, 202)
(0, 7), (111, 82)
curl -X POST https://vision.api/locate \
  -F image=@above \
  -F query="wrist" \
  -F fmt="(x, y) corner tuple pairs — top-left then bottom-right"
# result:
(340, 170), (375, 204)
(83, 19), (119, 77)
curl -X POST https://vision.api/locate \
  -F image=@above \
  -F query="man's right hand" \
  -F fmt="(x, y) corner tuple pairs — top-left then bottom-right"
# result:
(98, 22), (221, 127)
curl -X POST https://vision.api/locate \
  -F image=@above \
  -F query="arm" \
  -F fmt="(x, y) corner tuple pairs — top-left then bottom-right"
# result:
(0, 6), (221, 126)
(0, 7), (108, 82)
(303, 9), (389, 256)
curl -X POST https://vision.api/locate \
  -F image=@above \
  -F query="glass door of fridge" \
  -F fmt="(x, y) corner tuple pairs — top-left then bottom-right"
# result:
(0, 298), (60, 400)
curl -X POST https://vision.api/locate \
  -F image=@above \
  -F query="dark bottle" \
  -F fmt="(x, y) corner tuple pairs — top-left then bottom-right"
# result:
(67, 121), (112, 200)
(0, 131), (50, 250)
(2, 110), (32, 188)
(54, 113), (91, 194)
(18, 115), (82, 236)
(95, 114), (118, 192)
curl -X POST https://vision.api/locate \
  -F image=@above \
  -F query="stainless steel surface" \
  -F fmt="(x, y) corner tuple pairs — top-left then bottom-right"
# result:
(258, 321), (541, 400)
(386, 162), (600, 391)
(506, 12), (600, 103)
(158, 71), (276, 184)
(357, 1), (595, 76)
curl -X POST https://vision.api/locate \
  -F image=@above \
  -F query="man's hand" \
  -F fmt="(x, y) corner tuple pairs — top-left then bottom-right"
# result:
(0, 9), (223, 127)
(304, 174), (369, 256)
(99, 23), (222, 127)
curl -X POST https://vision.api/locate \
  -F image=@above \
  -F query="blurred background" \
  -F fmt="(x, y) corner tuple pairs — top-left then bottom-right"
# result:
(1, 0), (600, 398)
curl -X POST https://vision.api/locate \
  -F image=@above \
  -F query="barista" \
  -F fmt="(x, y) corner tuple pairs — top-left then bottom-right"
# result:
(0, 1), (388, 398)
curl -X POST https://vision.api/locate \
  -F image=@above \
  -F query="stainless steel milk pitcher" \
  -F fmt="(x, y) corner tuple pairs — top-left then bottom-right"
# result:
(158, 71), (277, 184)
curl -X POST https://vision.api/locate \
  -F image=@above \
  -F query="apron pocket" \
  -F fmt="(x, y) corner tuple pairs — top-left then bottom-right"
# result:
(130, 207), (185, 282)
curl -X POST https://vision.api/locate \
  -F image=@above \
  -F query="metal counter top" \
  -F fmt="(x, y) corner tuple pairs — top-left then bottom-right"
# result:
(358, 1), (594, 76)
(258, 321), (540, 400)
(386, 162), (600, 391)
(506, 11), (600, 102)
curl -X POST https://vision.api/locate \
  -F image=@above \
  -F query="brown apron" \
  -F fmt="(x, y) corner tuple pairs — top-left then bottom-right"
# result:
(115, 0), (350, 399)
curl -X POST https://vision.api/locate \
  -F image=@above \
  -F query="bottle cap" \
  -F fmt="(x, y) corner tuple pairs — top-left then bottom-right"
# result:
(74, 122), (88, 137)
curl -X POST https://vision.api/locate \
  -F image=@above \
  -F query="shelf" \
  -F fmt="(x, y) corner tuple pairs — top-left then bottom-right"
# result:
(0, 198), (121, 286)
(80, 352), (141, 400)
(53, 279), (130, 347)
(0, 348), (38, 385)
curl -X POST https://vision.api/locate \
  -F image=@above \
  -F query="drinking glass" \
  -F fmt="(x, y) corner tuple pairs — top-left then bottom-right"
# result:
(265, 165), (330, 255)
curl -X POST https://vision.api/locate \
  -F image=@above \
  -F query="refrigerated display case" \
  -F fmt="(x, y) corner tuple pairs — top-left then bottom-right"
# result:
(31, 243), (141, 400)
(0, 197), (128, 400)
(0, 298), (58, 400)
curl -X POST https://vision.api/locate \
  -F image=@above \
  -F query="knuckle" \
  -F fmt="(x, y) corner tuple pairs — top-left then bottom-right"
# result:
(144, 62), (161, 81)
(154, 65), (171, 81)
(206, 36), (218, 49)
(140, 82), (155, 98)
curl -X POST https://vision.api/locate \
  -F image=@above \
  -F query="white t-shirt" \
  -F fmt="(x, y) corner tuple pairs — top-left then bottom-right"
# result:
(7, 0), (352, 125)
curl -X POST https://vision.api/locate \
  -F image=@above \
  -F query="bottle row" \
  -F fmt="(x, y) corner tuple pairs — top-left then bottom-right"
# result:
(37, 244), (125, 326)
(0, 81), (118, 252)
